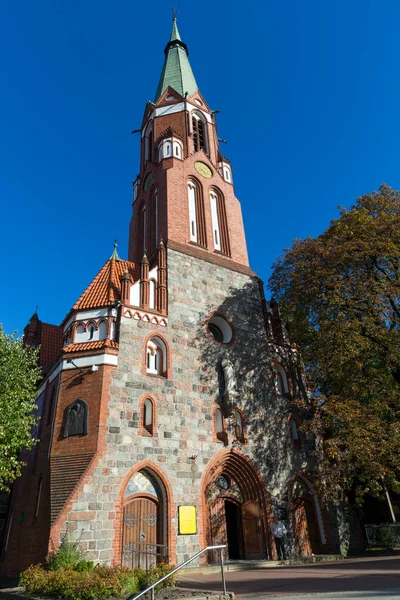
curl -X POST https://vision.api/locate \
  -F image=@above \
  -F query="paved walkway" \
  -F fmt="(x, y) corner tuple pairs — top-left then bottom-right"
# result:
(178, 556), (400, 598)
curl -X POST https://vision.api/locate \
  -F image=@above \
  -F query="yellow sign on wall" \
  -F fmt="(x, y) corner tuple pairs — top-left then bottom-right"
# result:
(178, 505), (197, 535)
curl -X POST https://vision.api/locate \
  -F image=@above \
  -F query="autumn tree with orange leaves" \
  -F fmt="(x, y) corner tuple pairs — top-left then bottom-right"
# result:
(269, 184), (400, 506)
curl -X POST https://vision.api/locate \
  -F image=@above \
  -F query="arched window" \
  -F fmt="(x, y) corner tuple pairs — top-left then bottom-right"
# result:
(235, 410), (244, 443)
(63, 399), (88, 438)
(147, 188), (158, 256)
(173, 141), (182, 158)
(209, 188), (230, 255)
(143, 398), (154, 435)
(149, 279), (157, 310)
(75, 324), (86, 343)
(88, 324), (95, 340)
(187, 179), (206, 247)
(164, 140), (172, 157)
(290, 418), (301, 450)
(192, 112), (208, 153)
(145, 124), (153, 163)
(146, 337), (167, 376)
(98, 320), (107, 340)
(273, 363), (289, 396)
(158, 138), (183, 162)
(215, 408), (227, 444)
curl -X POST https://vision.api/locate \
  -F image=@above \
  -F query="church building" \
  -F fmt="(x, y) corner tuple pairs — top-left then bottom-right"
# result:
(1, 18), (358, 576)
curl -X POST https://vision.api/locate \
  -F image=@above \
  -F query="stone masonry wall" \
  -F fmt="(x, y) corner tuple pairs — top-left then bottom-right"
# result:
(59, 248), (310, 565)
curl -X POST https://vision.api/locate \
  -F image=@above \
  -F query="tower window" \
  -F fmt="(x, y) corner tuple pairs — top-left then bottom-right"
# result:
(290, 418), (301, 450)
(235, 410), (244, 443)
(145, 124), (153, 163)
(192, 112), (208, 154)
(187, 179), (206, 247)
(207, 315), (232, 344)
(143, 398), (154, 435)
(146, 337), (167, 376)
(208, 323), (223, 342)
(63, 399), (88, 438)
(88, 325), (95, 340)
(273, 363), (289, 396)
(209, 189), (230, 256)
(215, 408), (227, 444)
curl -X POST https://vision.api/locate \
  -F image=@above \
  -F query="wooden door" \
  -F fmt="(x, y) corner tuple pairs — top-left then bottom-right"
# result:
(304, 498), (321, 554)
(241, 501), (264, 559)
(293, 497), (320, 556)
(122, 496), (159, 569)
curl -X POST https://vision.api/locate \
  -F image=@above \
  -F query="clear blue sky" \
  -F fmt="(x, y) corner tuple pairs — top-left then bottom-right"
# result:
(1, 0), (400, 335)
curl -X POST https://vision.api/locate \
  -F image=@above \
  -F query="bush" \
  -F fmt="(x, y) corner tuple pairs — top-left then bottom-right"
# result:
(46, 533), (84, 571)
(20, 561), (176, 599)
(375, 526), (399, 550)
(133, 562), (176, 592)
(20, 565), (139, 600)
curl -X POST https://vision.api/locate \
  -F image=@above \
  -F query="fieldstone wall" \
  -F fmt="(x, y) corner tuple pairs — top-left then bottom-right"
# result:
(60, 249), (324, 564)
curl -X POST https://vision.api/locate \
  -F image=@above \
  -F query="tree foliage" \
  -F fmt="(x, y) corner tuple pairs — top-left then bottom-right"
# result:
(269, 184), (400, 505)
(0, 325), (41, 490)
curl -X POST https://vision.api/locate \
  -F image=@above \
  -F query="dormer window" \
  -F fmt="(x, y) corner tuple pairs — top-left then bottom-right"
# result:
(219, 161), (232, 184)
(158, 137), (183, 162)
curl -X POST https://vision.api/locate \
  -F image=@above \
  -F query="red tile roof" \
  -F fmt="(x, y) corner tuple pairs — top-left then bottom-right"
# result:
(63, 339), (119, 353)
(73, 259), (136, 311)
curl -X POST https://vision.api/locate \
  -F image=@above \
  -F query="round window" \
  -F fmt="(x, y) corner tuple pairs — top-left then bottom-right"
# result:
(207, 315), (232, 344)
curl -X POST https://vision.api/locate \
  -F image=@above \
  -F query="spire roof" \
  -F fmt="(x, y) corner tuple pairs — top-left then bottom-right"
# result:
(154, 18), (198, 102)
(72, 258), (136, 311)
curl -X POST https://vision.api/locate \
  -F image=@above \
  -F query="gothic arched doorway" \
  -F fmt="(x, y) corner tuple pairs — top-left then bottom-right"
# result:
(291, 476), (324, 556)
(122, 470), (166, 569)
(201, 449), (274, 563)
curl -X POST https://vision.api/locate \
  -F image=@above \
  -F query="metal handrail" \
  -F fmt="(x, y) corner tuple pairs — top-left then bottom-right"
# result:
(127, 544), (227, 600)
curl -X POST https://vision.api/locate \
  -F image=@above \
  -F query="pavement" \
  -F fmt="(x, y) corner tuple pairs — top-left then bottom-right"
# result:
(178, 556), (400, 599)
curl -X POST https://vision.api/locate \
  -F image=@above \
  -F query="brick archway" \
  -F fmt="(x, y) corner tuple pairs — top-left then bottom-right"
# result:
(199, 448), (275, 562)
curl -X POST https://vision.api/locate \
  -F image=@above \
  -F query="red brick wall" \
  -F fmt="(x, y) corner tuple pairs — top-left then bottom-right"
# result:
(0, 377), (59, 575)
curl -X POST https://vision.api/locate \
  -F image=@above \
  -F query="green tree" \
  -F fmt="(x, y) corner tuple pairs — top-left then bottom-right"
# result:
(0, 325), (41, 490)
(269, 184), (400, 505)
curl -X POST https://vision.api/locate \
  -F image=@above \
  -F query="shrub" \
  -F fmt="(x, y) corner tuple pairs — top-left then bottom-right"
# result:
(46, 533), (83, 571)
(75, 560), (94, 573)
(133, 562), (176, 592)
(20, 564), (139, 600)
(375, 526), (399, 550)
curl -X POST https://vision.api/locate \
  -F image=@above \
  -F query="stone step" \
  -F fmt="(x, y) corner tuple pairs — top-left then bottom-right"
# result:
(178, 554), (344, 576)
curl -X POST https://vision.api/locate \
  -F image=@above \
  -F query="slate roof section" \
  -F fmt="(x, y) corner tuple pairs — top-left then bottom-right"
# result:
(155, 18), (198, 102)
(72, 258), (136, 311)
(50, 453), (94, 524)
(40, 323), (63, 370)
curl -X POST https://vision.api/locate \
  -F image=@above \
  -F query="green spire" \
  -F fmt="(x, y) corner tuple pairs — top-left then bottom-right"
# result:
(154, 18), (198, 102)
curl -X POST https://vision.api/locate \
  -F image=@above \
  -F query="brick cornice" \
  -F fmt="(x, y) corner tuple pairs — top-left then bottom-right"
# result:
(167, 240), (255, 277)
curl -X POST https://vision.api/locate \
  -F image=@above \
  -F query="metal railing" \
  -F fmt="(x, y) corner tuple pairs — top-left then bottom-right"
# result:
(127, 544), (227, 600)
(365, 524), (400, 549)
(122, 542), (167, 570)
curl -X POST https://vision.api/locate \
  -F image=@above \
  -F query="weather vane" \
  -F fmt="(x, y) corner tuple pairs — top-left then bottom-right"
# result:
(170, 6), (178, 20)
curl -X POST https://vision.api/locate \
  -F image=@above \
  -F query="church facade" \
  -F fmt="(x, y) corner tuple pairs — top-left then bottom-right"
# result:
(1, 19), (359, 576)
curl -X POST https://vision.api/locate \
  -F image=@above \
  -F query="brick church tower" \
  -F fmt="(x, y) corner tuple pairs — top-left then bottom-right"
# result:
(1, 18), (356, 576)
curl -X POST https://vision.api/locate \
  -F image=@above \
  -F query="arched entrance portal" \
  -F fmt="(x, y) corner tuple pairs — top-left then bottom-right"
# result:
(122, 470), (166, 569)
(202, 450), (274, 562)
(291, 476), (325, 556)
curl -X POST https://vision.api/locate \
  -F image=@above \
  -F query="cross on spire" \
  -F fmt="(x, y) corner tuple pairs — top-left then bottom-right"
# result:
(170, 6), (178, 20)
